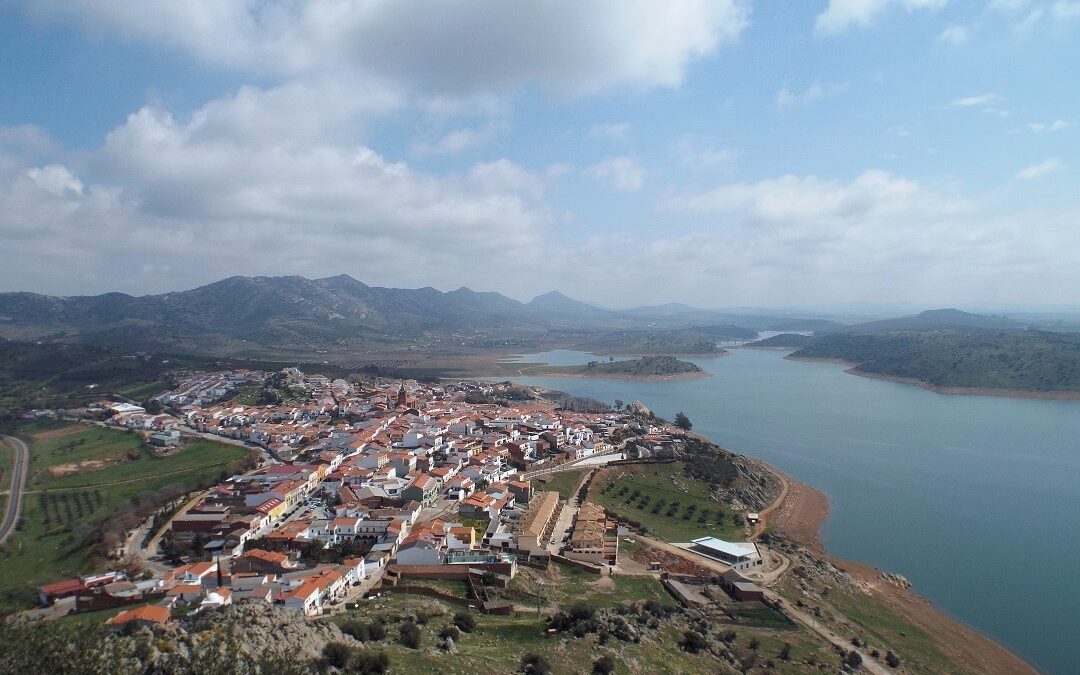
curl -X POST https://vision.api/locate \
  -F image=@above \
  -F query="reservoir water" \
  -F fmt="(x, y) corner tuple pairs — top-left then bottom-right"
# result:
(504, 349), (1080, 674)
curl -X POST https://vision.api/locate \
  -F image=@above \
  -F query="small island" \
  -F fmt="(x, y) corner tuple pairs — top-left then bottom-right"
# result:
(542, 355), (709, 380)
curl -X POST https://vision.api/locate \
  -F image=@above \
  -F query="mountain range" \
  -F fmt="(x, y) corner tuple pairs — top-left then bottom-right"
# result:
(0, 275), (762, 352)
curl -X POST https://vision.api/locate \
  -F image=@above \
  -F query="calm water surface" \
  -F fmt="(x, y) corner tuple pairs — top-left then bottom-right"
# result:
(504, 349), (1080, 675)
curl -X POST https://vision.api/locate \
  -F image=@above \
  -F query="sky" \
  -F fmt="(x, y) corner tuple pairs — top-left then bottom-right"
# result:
(1, 0), (1079, 309)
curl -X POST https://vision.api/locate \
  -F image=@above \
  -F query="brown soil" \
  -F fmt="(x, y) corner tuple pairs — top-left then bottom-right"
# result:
(629, 540), (712, 576)
(47, 458), (109, 477)
(770, 476), (829, 554)
(32, 425), (85, 441)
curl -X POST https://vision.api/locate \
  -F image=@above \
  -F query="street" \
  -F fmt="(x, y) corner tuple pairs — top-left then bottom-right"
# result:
(0, 435), (30, 545)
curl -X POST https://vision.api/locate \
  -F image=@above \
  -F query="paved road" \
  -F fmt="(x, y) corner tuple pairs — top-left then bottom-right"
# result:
(0, 435), (30, 544)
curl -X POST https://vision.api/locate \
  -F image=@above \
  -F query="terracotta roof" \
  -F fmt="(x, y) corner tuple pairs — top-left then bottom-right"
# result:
(107, 605), (171, 625)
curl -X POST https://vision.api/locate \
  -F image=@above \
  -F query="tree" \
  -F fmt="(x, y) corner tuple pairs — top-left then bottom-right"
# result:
(520, 653), (551, 675)
(613, 399), (624, 410)
(322, 641), (352, 669)
(453, 611), (476, 633)
(779, 642), (792, 661)
(681, 630), (708, 654)
(674, 412), (692, 431)
(845, 650), (863, 668)
(352, 650), (391, 675)
(592, 655), (616, 675)
(399, 620), (421, 649)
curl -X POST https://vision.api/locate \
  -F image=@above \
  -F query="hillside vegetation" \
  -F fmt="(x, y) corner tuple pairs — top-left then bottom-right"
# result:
(552, 355), (706, 379)
(791, 331), (1080, 392)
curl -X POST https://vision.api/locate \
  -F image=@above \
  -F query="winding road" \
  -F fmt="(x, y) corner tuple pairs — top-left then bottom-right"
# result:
(0, 435), (30, 544)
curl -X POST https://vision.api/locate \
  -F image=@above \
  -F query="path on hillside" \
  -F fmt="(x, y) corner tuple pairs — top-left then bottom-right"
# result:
(771, 594), (892, 675)
(0, 435), (30, 544)
(750, 460), (789, 539)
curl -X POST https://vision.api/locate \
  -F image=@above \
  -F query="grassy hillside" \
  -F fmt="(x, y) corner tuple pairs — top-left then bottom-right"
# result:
(748, 334), (815, 349)
(591, 462), (742, 541)
(791, 330), (1080, 392)
(0, 424), (249, 612)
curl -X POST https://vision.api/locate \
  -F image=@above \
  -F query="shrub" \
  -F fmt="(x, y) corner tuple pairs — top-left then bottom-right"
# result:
(681, 630), (709, 654)
(439, 625), (460, 641)
(398, 621), (421, 649)
(592, 655), (616, 675)
(886, 651), (901, 668)
(321, 641), (352, 669)
(367, 619), (387, 641)
(453, 611), (476, 633)
(844, 650), (863, 668)
(351, 650), (390, 675)
(520, 653), (551, 675)
(718, 629), (737, 643)
(779, 642), (792, 661)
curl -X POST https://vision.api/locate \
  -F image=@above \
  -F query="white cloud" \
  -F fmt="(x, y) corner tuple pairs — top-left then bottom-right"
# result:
(19, 0), (751, 96)
(776, 81), (849, 107)
(674, 137), (737, 170)
(815, 0), (947, 35)
(410, 123), (503, 156)
(1052, 1), (1080, 20)
(951, 93), (1001, 107)
(937, 25), (970, 45)
(584, 156), (646, 192)
(950, 93), (1010, 116)
(1016, 158), (1065, 180)
(1024, 120), (1069, 133)
(26, 164), (83, 196)
(589, 122), (632, 141)
(659, 170), (951, 221)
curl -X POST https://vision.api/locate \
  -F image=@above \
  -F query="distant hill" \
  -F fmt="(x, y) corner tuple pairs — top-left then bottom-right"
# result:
(790, 331), (1080, 394)
(0, 275), (766, 354)
(747, 333), (815, 349)
(835, 308), (1022, 334)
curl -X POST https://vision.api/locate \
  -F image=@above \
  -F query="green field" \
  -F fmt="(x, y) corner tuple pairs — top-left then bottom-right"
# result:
(537, 469), (587, 500)
(0, 425), (247, 612)
(591, 463), (742, 542)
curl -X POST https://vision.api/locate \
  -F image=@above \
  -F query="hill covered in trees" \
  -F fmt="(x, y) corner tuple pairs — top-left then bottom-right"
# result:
(790, 331), (1080, 394)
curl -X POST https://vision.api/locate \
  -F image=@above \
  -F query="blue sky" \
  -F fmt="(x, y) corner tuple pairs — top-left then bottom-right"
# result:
(1, 1), (1078, 309)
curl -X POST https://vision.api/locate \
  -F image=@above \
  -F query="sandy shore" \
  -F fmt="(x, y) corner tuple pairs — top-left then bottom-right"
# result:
(787, 355), (1080, 401)
(766, 467), (1038, 675)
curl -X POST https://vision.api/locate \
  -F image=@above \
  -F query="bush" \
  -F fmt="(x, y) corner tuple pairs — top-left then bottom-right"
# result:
(592, 655), (616, 674)
(844, 650), (863, 668)
(367, 619), (387, 641)
(520, 652), (551, 675)
(681, 630), (709, 654)
(453, 611), (477, 633)
(321, 641), (352, 669)
(779, 642), (792, 661)
(886, 651), (901, 668)
(398, 621), (421, 649)
(351, 650), (390, 675)
(439, 625), (460, 641)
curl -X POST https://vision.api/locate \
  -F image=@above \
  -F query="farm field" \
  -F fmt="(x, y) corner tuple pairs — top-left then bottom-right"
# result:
(0, 423), (249, 612)
(591, 463), (743, 542)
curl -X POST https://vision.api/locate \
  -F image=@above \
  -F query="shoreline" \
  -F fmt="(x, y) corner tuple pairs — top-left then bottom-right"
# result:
(786, 355), (1080, 401)
(761, 461), (1038, 675)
